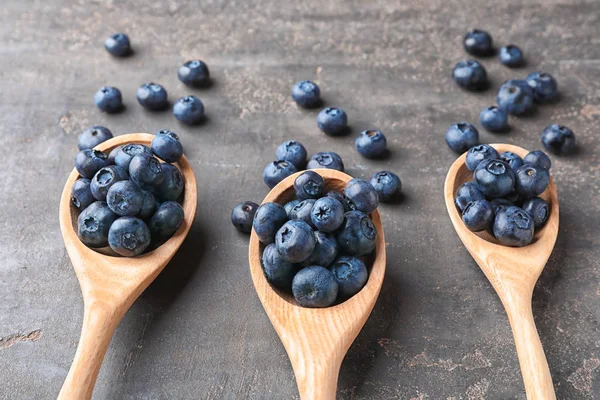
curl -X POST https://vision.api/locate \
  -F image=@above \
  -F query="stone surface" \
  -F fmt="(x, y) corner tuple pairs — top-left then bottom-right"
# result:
(0, 0), (599, 399)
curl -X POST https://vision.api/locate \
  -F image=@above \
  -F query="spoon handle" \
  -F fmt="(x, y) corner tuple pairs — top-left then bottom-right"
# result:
(58, 301), (124, 400)
(291, 352), (342, 400)
(504, 291), (556, 400)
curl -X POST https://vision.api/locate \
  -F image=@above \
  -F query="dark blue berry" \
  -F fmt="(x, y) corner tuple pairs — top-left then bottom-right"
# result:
(231, 201), (259, 233)
(490, 198), (514, 213)
(479, 106), (508, 132)
(463, 29), (493, 56)
(289, 199), (316, 229)
(90, 165), (128, 201)
(137, 83), (168, 111)
(263, 160), (297, 189)
(108, 217), (151, 257)
(455, 182), (485, 213)
(326, 191), (352, 211)
(94, 86), (123, 113)
(292, 80), (321, 108)
(473, 159), (515, 198)
(541, 124), (576, 154)
(499, 45), (524, 67)
(445, 122), (479, 153)
(499, 151), (524, 173)
(178, 60), (210, 87)
(497, 80), (534, 115)
(129, 154), (164, 189)
(462, 199), (494, 232)
(335, 211), (377, 257)
(138, 190), (156, 221)
(77, 201), (117, 248)
(173, 96), (205, 125)
(522, 197), (550, 229)
(284, 200), (300, 218)
(514, 165), (550, 198)
(466, 144), (500, 171)
(524, 150), (551, 170)
(253, 202), (288, 244)
(453, 60), (488, 90)
(78, 126), (113, 150)
(71, 179), (95, 211)
(106, 180), (144, 216)
(262, 243), (296, 290)
(275, 220), (316, 263)
(292, 266), (338, 308)
(311, 197), (344, 233)
(369, 171), (401, 202)
(355, 130), (387, 158)
(75, 149), (108, 179)
(114, 144), (152, 170)
(317, 107), (348, 136)
(307, 152), (344, 171)
(526, 72), (558, 103)
(344, 178), (379, 214)
(155, 164), (184, 202)
(107, 145), (123, 165)
(276, 140), (307, 169)
(151, 130), (183, 163)
(329, 256), (368, 298)
(104, 33), (131, 57)
(493, 206), (534, 247)
(294, 171), (324, 200)
(149, 201), (184, 243)
(302, 231), (338, 268)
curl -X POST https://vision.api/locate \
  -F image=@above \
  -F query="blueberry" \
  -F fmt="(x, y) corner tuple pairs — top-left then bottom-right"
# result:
(302, 231), (338, 267)
(155, 163), (185, 202)
(479, 106), (508, 132)
(473, 159), (515, 198)
(522, 197), (550, 229)
(452, 60), (488, 90)
(355, 130), (387, 158)
(454, 182), (486, 213)
(77, 201), (117, 248)
(78, 126), (113, 150)
(253, 202), (288, 244)
(284, 200), (301, 218)
(108, 217), (151, 257)
(466, 144), (500, 171)
(173, 95), (205, 125)
(90, 165), (128, 201)
(275, 220), (316, 263)
(178, 60), (210, 87)
(149, 201), (184, 243)
(499, 45), (524, 67)
(335, 211), (377, 257)
(514, 164), (550, 198)
(499, 151), (524, 173)
(263, 160), (297, 189)
(445, 122), (479, 153)
(151, 130), (183, 163)
(490, 198), (514, 213)
(292, 266), (338, 308)
(317, 107), (348, 136)
(329, 256), (368, 298)
(138, 190), (156, 221)
(369, 171), (401, 202)
(541, 124), (576, 155)
(326, 191), (352, 211)
(463, 29), (493, 56)
(462, 199), (494, 232)
(526, 72), (558, 103)
(137, 83), (168, 111)
(289, 199), (316, 229)
(307, 152), (344, 171)
(114, 143), (152, 171)
(276, 140), (307, 169)
(129, 154), (164, 188)
(75, 149), (108, 179)
(497, 80), (534, 115)
(107, 145), (123, 165)
(523, 150), (551, 170)
(94, 86), (123, 113)
(106, 180), (144, 216)
(71, 178), (95, 211)
(344, 178), (379, 214)
(504, 190), (523, 204)
(294, 171), (324, 200)
(292, 80), (321, 108)
(261, 243), (296, 290)
(311, 197), (344, 233)
(104, 33), (131, 57)
(231, 201), (259, 233)
(493, 206), (534, 247)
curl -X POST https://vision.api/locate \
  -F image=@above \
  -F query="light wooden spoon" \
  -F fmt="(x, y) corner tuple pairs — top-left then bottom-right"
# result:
(57, 133), (197, 400)
(444, 143), (558, 400)
(249, 168), (386, 400)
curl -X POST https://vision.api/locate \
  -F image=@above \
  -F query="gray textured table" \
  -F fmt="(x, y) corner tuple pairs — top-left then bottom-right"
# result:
(1, 1), (599, 399)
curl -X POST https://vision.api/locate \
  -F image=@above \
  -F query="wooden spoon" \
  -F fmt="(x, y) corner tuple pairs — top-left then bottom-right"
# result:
(57, 133), (197, 400)
(249, 168), (386, 400)
(444, 143), (558, 400)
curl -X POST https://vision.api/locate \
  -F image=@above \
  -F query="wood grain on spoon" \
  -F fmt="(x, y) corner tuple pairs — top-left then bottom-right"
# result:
(444, 143), (558, 400)
(57, 133), (197, 400)
(249, 169), (386, 400)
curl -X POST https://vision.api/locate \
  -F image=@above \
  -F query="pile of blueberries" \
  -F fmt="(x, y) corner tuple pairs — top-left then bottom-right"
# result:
(455, 144), (552, 247)
(97, 33), (209, 125)
(71, 130), (186, 256)
(233, 171), (381, 308)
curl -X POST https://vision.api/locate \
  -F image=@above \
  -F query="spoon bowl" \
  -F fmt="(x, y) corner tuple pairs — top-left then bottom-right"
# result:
(444, 143), (558, 400)
(249, 169), (386, 400)
(58, 133), (197, 400)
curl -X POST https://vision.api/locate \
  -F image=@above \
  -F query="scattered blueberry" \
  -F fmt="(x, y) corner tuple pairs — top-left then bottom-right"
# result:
(77, 201), (117, 248)
(541, 124), (576, 154)
(302, 231), (338, 267)
(473, 159), (515, 198)
(75, 149), (108, 179)
(344, 179), (379, 214)
(137, 83), (168, 111)
(138, 190), (156, 221)
(292, 80), (321, 108)
(231, 201), (259, 233)
(514, 164), (550, 198)
(311, 197), (344, 233)
(493, 206), (534, 247)
(94, 86), (123, 113)
(263, 160), (297, 189)
(526, 72), (558, 103)
(292, 266), (338, 308)
(173, 95), (205, 125)
(317, 107), (348, 136)
(369, 171), (401, 202)
(90, 165), (128, 201)
(289, 199), (316, 229)
(463, 29), (493, 56)
(335, 210), (377, 257)
(497, 80), (534, 115)
(284, 199), (301, 218)
(114, 144), (152, 170)
(151, 130), (183, 163)
(106, 180), (144, 216)
(522, 197), (550, 229)
(462, 199), (494, 232)
(455, 182), (486, 213)
(78, 126), (113, 150)
(445, 122), (479, 153)
(148, 201), (185, 243)
(329, 256), (368, 298)
(155, 163), (184, 201)
(178, 60), (210, 87)
(307, 151), (344, 171)
(262, 243), (296, 290)
(253, 202), (287, 244)
(453, 60), (488, 90)
(523, 150), (551, 170)
(104, 33), (131, 57)
(108, 217), (151, 257)
(499, 45), (524, 67)
(276, 140), (307, 169)
(71, 179), (95, 211)
(499, 151), (524, 173)
(294, 171), (324, 200)
(479, 106), (508, 132)
(355, 130), (387, 158)
(466, 144), (500, 171)
(275, 220), (316, 263)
